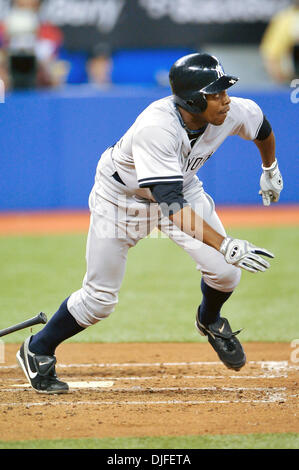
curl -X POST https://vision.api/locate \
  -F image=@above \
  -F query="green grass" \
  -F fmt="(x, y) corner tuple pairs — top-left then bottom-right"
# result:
(0, 433), (298, 449)
(0, 226), (298, 343)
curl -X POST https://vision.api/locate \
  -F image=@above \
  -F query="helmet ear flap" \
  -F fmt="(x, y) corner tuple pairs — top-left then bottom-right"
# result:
(186, 94), (207, 113)
(173, 93), (207, 114)
(195, 94), (207, 112)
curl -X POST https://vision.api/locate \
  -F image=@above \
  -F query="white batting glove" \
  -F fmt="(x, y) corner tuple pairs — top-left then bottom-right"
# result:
(259, 159), (283, 206)
(220, 237), (275, 273)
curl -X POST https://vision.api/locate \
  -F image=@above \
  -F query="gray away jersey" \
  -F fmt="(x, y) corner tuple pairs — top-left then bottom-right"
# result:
(97, 96), (263, 201)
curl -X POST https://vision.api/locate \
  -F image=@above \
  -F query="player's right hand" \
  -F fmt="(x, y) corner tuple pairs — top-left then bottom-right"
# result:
(219, 237), (275, 273)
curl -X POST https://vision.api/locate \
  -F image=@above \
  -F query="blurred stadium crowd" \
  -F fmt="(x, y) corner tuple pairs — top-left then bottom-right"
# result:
(0, 0), (298, 91)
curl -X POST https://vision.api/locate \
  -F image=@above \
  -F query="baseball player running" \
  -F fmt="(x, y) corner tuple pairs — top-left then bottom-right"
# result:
(17, 53), (283, 394)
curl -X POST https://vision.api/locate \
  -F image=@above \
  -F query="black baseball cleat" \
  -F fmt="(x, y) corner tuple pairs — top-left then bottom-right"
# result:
(195, 309), (246, 371)
(16, 336), (69, 394)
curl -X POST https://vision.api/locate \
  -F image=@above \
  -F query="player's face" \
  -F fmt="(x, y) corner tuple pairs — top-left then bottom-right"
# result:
(14, 0), (39, 10)
(202, 91), (231, 126)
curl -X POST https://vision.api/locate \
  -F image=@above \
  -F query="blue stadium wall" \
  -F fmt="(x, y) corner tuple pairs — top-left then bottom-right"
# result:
(0, 86), (297, 211)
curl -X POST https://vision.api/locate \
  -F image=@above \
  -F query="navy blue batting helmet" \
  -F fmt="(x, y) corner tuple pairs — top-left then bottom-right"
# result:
(169, 53), (239, 113)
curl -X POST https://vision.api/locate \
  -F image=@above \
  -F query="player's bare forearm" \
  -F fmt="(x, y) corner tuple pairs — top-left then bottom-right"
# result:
(254, 131), (276, 168)
(169, 205), (224, 251)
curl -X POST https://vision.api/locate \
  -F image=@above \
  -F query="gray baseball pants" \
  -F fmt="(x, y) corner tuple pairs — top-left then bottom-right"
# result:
(68, 172), (241, 327)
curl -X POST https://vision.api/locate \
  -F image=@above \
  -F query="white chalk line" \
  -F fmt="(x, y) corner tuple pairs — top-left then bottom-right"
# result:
(61, 374), (289, 380)
(0, 396), (286, 408)
(0, 385), (287, 393)
(0, 373), (289, 383)
(1, 360), (297, 370)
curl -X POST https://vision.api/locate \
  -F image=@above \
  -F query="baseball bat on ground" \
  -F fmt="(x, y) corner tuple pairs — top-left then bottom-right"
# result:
(0, 312), (47, 338)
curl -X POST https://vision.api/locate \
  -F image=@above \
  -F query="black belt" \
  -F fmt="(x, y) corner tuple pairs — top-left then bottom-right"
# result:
(112, 171), (126, 186)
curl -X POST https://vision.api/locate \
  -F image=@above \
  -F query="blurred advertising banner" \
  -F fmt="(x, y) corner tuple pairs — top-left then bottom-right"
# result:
(0, 0), (291, 51)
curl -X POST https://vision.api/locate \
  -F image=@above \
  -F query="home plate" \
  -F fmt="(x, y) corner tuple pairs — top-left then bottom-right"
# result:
(12, 381), (114, 389)
(68, 381), (114, 389)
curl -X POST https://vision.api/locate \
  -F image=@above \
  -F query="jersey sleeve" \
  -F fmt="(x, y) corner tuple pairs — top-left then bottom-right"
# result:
(230, 98), (264, 141)
(132, 125), (183, 188)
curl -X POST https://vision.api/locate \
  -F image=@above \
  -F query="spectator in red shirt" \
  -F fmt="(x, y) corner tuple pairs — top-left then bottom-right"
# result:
(0, 0), (67, 90)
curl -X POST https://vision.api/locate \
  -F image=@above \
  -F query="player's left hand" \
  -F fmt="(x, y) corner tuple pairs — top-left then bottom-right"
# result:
(259, 159), (283, 206)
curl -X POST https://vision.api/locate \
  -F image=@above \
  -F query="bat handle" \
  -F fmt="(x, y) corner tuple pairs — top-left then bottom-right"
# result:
(0, 312), (48, 338)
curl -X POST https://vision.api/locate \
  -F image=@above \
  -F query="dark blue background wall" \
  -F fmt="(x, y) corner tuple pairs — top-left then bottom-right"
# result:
(0, 86), (297, 211)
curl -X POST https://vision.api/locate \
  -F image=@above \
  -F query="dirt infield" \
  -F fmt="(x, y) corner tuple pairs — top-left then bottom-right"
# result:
(0, 205), (298, 235)
(0, 342), (298, 442)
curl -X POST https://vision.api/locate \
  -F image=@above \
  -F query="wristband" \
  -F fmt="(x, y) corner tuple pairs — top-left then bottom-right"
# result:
(262, 159), (279, 178)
